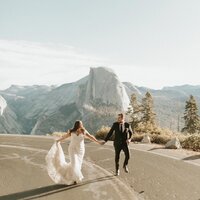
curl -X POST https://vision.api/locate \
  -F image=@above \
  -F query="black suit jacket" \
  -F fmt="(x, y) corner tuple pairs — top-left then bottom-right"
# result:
(104, 122), (133, 146)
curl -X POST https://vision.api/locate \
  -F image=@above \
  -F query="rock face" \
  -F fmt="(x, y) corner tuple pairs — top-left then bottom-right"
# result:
(0, 95), (22, 134)
(123, 82), (142, 97)
(2, 66), (200, 135)
(165, 137), (182, 149)
(0, 95), (7, 115)
(0, 67), (130, 134)
(85, 67), (129, 111)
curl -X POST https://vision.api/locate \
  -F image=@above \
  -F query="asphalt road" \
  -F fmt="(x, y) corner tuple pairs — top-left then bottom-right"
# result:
(0, 135), (137, 200)
(0, 134), (200, 200)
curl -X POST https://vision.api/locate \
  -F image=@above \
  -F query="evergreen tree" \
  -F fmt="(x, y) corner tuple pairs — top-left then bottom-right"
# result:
(182, 95), (200, 134)
(126, 94), (142, 131)
(141, 92), (156, 127)
(126, 92), (156, 132)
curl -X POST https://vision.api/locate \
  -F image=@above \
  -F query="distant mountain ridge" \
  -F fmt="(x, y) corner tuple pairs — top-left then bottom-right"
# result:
(0, 67), (130, 134)
(0, 67), (200, 134)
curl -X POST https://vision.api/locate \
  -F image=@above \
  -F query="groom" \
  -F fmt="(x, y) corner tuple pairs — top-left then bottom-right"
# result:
(103, 113), (133, 176)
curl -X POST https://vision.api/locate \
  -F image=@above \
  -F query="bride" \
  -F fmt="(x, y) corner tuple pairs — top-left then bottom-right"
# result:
(45, 120), (103, 185)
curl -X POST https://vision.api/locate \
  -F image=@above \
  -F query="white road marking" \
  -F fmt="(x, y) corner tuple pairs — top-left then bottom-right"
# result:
(103, 142), (200, 167)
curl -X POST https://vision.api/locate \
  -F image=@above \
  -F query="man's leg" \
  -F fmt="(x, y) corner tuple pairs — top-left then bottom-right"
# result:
(114, 145), (122, 175)
(122, 145), (130, 172)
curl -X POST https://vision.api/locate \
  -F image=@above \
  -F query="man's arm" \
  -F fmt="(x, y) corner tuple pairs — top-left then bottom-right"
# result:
(104, 123), (115, 142)
(128, 124), (133, 139)
(85, 130), (104, 145)
(126, 123), (133, 144)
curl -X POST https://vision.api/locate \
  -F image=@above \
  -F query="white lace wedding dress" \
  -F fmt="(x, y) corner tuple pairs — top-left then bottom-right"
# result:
(45, 132), (85, 185)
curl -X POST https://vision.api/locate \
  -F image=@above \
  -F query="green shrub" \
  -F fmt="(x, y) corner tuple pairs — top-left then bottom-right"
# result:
(131, 134), (144, 142)
(182, 135), (200, 151)
(150, 134), (171, 144)
(95, 124), (200, 152)
(95, 126), (115, 140)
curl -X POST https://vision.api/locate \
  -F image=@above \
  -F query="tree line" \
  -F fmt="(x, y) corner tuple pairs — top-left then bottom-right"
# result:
(127, 92), (200, 134)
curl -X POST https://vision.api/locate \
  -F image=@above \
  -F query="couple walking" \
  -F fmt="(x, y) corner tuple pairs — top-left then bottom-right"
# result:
(45, 113), (133, 185)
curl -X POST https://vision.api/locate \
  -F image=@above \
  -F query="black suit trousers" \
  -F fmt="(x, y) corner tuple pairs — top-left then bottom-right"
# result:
(114, 143), (130, 171)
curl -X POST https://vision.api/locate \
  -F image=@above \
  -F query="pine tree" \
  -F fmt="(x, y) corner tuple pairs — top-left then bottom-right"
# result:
(126, 94), (142, 131)
(126, 92), (156, 132)
(141, 92), (156, 127)
(182, 95), (200, 134)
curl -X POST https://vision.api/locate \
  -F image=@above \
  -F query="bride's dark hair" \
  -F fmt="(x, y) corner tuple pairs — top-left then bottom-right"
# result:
(70, 120), (85, 133)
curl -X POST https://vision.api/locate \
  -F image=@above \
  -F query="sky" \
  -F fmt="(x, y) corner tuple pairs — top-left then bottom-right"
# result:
(0, 0), (200, 90)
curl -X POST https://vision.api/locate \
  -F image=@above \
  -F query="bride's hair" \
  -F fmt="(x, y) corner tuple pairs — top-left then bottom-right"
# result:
(70, 120), (85, 133)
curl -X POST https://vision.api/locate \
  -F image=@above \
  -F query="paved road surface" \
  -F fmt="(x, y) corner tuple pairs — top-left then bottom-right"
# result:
(0, 135), (137, 200)
(0, 134), (200, 200)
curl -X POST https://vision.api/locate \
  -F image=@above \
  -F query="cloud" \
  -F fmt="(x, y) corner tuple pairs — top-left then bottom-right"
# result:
(0, 39), (106, 89)
(1, 39), (200, 91)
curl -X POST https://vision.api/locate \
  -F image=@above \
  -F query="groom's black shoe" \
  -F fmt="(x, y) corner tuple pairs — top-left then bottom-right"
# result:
(115, 169), (120, 176)
(123, 165), (129, 173)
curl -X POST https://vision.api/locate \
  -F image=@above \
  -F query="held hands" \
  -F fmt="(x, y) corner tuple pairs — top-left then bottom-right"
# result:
(126, 139), (131, 145)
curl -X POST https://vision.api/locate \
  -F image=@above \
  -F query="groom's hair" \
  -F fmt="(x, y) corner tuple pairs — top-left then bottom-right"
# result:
(118, 113), (124, 119)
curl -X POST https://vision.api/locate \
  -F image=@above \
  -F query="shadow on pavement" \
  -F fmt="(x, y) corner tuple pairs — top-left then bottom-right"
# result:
(0, 175), (114, 200)
(182, 155), (200, 161)
(147, 147), (165, 151)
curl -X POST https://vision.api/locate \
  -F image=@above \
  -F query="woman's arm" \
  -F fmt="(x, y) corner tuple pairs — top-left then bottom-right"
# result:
(56, 131), (71, 143)
(85, 131), (103, 145)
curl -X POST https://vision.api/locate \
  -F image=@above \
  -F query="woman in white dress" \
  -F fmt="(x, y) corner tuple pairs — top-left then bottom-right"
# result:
(45, 120), (103, 185)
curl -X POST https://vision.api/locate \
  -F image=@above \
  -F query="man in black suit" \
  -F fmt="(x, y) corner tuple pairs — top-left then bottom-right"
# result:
(103, 113), (133, 176)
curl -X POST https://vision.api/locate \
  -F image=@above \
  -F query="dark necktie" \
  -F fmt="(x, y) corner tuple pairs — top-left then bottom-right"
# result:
(120, 123), (123, 132)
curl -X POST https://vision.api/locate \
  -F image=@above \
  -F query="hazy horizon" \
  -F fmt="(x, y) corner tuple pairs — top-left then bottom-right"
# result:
(1, 64), (200, 91)
(1, 0), (200, 90)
